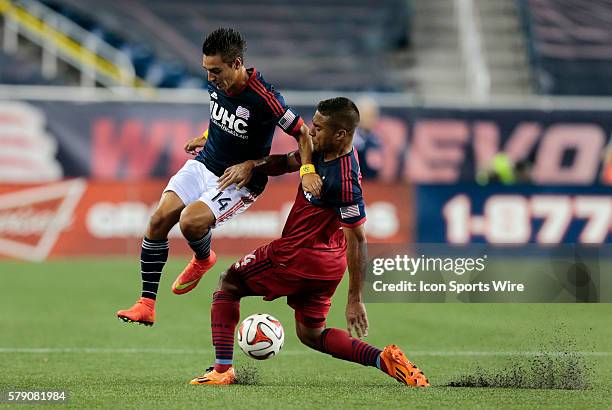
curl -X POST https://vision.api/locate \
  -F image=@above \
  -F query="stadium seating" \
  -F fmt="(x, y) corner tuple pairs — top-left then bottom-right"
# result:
(518, 0), (612, 95)
(34, 0), (411, 91)
(0, 51), (60, 85)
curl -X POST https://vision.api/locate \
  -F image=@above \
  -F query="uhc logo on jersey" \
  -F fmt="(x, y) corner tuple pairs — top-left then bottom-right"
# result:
(210, 101), (249, 139)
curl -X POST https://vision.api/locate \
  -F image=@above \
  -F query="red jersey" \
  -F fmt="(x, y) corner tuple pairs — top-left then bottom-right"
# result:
(268, 148), (366, 279)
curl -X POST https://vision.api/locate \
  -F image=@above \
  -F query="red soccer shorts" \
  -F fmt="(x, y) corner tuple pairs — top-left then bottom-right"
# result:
(227, 245), (342, 328)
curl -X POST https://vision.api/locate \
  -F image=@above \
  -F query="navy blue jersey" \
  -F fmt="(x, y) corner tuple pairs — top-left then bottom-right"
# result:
(196, 68), (304, 194)
(302, 147), (366, 226)
(269, 147), (366, 279)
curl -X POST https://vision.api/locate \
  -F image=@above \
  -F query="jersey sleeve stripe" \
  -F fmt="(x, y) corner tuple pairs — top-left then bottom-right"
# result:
(342, 156), (353, 203)
(345, 156), (351, 203)
(248, 80), (276, 113)
(289, 117), (304, 137)
(250, 81), (280, 116)
(345, 157), (351, 202)
(341, 217), (367, 228)
(347, 155), (353, 202)
(250, 79), (284, 116)
(340, 156), (347, 202)
(353, 147), (363, 184)
(353, 146), (361, 167)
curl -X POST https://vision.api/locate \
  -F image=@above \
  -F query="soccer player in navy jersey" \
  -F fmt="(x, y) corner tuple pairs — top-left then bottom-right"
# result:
(189, 97), (430, 387)
(117, 28), (322, 326)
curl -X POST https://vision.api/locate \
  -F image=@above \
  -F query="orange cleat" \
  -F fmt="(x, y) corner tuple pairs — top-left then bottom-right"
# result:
(116, 297), (155, 326)
(189, 367), (236, 385)
(380, 344), (430, 387)
(172, 251), (217, 295)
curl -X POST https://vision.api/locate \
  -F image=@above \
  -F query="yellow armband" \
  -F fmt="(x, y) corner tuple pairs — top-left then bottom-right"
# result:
(299, 164), (316, 178)
(202, 129), (209, 140)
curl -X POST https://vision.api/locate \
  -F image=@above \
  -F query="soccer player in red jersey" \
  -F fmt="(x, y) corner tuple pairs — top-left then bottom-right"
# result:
(117, 28), (322, 326)
(190, 97), (430, 387)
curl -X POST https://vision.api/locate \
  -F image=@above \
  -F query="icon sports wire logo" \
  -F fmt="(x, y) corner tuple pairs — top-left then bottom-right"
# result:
(0, 179), (86, 261)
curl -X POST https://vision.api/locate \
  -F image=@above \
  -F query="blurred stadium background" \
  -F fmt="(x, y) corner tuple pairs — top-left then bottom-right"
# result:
(0, 0), (611, 407)
(0, 0), (610, 259)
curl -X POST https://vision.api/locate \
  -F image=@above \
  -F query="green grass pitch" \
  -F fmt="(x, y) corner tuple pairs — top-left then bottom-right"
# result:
(1, 257), (611, 409)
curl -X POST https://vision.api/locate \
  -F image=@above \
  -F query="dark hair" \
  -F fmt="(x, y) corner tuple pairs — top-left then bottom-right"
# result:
(316, 97), (360, 133)
(202, 28), (246, 64)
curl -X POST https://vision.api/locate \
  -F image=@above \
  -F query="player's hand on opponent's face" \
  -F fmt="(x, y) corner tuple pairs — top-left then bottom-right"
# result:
(184, 136), (206, 155)
(346, 301), (369, 339)
(301, 173), (323, 199)
(217, 160), (256, 191)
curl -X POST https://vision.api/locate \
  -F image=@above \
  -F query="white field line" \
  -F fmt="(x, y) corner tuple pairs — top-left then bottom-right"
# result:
(0, 348), (610, 357)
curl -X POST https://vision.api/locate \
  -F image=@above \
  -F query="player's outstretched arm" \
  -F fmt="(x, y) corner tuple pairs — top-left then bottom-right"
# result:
(294, 124), (323, 198)
(217, 151), (301, 191)
(343, 224), (369, 339)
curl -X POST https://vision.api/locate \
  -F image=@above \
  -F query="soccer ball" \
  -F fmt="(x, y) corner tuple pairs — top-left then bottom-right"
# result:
(237, 313), (284, 360)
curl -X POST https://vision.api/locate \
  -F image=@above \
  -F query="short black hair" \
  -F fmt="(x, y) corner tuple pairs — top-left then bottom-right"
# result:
(202, 28), (246, 64)
(316, 97), (360, 133)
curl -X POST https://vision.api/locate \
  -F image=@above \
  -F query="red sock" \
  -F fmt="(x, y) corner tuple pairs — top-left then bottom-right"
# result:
(211, 291), (240, 373)
(319, 328), (383, 369)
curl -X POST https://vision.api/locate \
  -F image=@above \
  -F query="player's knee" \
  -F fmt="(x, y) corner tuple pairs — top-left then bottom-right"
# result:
(295, 322), (323, 350)
(179, 206), (213, 238)
(148, 209), (175, 238)
(217, 270), (231, 290)
(179, 209), (202, 238)
(217, 269), (246, 297)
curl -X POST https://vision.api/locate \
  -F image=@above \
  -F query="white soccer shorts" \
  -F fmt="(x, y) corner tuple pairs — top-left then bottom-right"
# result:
(164, 159), (257, 228)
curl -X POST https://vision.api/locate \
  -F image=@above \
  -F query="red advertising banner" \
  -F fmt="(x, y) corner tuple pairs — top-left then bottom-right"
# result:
(0, 179), (412, 261)
(3, 100), (611, 186)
